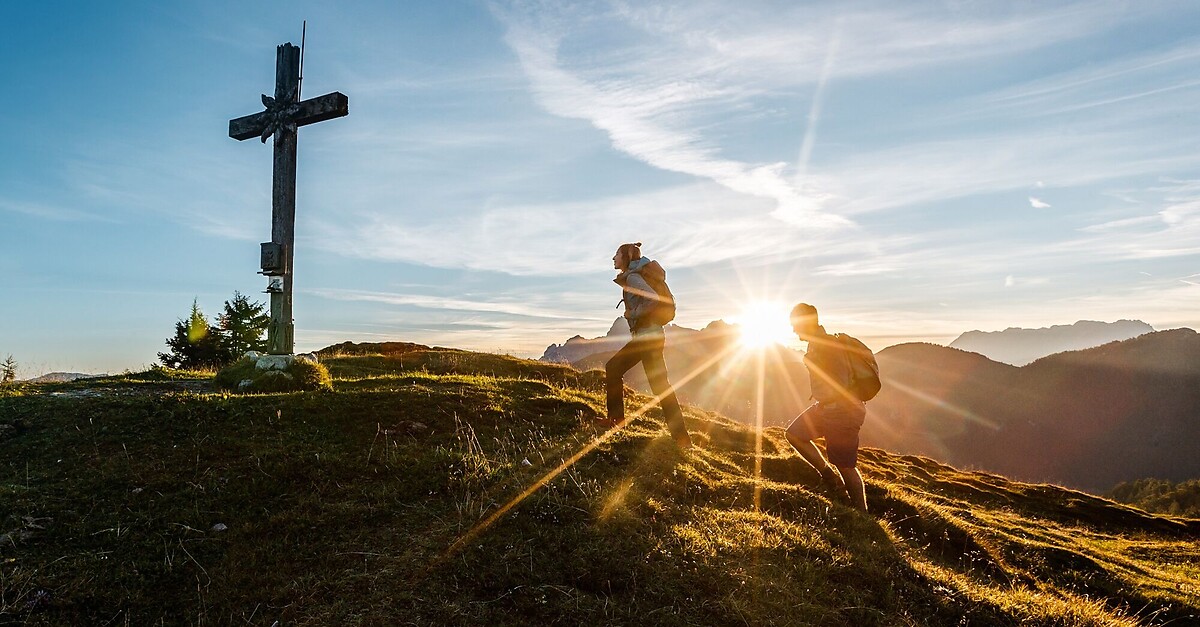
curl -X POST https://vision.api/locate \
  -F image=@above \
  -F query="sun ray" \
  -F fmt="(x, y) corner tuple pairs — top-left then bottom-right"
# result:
(676, 339), (745, 411)
(796, 25), (840, 183)
(664, 324), (739, 347)
(882, 377), (1000, 431)
(753, 348), (765, 512)
(860, 378), (998, 462)
(766, 345), (810, 418)
(711, 353), (755, 419)
(432, 339), (745, 568)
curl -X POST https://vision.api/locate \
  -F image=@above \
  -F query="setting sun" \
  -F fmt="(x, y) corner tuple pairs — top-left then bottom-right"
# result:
(733, 302), (795, 349)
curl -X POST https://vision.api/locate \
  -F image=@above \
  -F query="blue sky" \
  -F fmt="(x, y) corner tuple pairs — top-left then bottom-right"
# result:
(3, 1), (1200, 376)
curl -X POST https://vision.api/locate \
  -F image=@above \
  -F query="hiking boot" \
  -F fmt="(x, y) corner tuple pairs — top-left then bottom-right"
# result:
(818, 468), (850, 502)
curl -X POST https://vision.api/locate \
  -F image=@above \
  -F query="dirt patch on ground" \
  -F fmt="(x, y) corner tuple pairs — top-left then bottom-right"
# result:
(33, 380), (212, 399)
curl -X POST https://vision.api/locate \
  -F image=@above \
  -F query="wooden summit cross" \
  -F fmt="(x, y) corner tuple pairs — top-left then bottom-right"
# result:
(229, 43), (348, 355)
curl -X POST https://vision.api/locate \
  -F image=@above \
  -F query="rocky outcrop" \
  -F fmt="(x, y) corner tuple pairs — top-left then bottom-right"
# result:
(540, 317), (631, 364)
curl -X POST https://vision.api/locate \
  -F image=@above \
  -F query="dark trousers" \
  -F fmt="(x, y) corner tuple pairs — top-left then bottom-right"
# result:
(605, 331), (688, 439)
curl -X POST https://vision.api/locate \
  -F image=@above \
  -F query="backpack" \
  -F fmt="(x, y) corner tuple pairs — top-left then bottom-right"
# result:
(836, 333), (881, 401)
(640, 273), (676, 327)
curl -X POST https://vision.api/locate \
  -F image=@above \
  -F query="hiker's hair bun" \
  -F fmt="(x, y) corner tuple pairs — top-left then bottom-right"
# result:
(617, 242), (643, 261)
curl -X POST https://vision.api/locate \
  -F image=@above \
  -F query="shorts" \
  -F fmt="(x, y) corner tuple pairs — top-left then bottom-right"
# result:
(787, 401), (866, 468)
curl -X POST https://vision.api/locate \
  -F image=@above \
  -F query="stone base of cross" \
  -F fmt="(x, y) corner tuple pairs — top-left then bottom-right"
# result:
(228, 42), (348, 355)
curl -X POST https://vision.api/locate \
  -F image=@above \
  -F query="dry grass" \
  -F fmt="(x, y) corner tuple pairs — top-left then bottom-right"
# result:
(0, 346), (1196, 625)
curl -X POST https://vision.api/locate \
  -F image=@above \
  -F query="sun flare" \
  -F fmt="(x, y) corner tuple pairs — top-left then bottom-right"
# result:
(733, 301), (795, 349)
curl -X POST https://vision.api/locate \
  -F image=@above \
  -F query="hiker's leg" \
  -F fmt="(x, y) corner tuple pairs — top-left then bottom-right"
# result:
(837, 464), (868, 512)
(824, 403), (866, 509)
(785, 406), (836, 477)
(788, 435), (832, 476)
(640, 334), (690, 446)
(604, 339), (643, 422)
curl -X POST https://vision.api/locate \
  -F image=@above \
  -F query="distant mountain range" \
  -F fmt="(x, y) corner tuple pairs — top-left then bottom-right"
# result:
(542, 320), (1199, 491)
(24, 372), (106, 383)
(949, 319), (1153, 365)
(867, 329), (1200, 491)
(540, 317), (632, 364)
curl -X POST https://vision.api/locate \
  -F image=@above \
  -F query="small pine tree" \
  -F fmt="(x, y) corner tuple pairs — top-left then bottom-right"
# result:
(1, 354), (16, 384)
(218, 291), (270, 357)
(158, 299), (232, 370)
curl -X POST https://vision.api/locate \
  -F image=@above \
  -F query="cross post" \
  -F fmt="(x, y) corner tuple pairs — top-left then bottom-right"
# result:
(229, 43), (348, 355)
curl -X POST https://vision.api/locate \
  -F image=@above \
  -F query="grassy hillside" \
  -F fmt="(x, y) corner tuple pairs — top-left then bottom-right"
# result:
(1, 344), (1197, 625)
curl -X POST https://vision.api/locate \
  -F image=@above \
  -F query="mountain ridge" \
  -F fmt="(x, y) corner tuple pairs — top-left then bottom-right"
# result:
(22, 372), (107, 384)
(949, 319), (1154, 366)
(868, 328), (1200, 491)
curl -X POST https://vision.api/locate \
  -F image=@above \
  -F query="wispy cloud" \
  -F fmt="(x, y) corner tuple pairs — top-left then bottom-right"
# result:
(972, 40), (1200, 116)
(1061, 179), (1200, 260)
(0, 199), (113, 222)
(605, 1), (1123, 82)
(494, 2), (847, 230)
(814, 256), (905, 278)
(309, 287), (607, 321)
(1029, 197), (1051, 209)
(1013, 281), (1200, 330)
(1043, 78), (1200, 117)
(316, 181), (861, 276)
(813, 180), (1200, 281)
(1004, 275), (1050, 288)
(818, 131), (1200, 216)
(490, 1), (1153, 226)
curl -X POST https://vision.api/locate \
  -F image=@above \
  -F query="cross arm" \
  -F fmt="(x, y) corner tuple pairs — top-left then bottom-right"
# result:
(229, 91), (349, 141)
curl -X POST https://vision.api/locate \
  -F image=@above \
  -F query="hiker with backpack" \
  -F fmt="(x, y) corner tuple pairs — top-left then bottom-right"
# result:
(784, 303), (880, 511)
(600, 242), (693, 449)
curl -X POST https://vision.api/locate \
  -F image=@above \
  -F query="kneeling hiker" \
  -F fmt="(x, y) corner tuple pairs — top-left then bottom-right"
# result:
(784, 303), (880, 511)
(601, 242), (692, 449)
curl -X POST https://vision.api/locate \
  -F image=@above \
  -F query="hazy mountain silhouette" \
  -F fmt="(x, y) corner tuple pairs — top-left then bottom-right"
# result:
(540, 317), (631, 364)
(25, 372), (106, 383)
(949, 319), (1153, 365)
(867, 329), (1200, 491)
